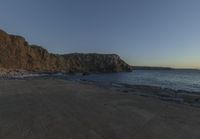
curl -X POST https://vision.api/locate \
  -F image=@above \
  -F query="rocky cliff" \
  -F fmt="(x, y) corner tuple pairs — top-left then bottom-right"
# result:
(0, 29), (131, 73)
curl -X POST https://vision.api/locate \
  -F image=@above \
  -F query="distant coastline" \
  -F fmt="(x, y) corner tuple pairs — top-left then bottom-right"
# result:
(132, 66), (200, 71)
(132, 66), (173, 70)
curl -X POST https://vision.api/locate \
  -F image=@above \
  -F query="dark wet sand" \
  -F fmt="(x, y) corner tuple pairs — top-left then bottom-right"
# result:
(0, 79), (200, 139)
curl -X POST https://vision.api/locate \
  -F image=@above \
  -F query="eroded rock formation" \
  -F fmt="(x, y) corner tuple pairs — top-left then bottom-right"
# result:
(0, 29), (131, 73)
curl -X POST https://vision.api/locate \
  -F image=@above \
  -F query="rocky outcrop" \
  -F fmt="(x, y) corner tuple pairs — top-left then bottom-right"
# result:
(0, 29), (131, 73)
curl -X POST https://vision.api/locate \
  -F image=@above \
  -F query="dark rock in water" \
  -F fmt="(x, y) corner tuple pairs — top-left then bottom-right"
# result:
(0, 29), (131, 73)
(82, 72), (90, 76)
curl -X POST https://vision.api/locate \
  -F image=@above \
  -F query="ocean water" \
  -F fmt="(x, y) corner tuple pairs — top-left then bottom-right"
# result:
(63, 70), (200, 92)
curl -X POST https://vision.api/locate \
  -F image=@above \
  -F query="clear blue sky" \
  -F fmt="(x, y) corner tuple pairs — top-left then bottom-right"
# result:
(1, 0), (200, 68)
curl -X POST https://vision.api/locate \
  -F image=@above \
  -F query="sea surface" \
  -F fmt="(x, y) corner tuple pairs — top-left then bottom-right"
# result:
(60, 70), (200, 92)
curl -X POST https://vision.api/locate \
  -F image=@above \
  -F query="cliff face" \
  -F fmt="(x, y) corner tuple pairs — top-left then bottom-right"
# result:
(0, 29), (131, 73)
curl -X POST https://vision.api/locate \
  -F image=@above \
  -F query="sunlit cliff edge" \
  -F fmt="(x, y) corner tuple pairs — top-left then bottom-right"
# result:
(0, 29), (131, 74)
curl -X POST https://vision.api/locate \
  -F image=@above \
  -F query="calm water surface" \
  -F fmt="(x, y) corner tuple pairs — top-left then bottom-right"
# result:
(64, 70), (200, 92)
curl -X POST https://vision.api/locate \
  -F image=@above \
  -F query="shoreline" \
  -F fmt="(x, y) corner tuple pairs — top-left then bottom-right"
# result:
(78, 79), (200, 107)
(1, 71), (200, 108)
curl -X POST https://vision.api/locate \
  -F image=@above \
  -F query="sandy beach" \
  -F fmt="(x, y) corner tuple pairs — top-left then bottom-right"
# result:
(0, 79), (199, 139)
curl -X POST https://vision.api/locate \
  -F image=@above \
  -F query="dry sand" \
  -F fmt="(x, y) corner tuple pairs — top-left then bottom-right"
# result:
(0, 79), (199, 139)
